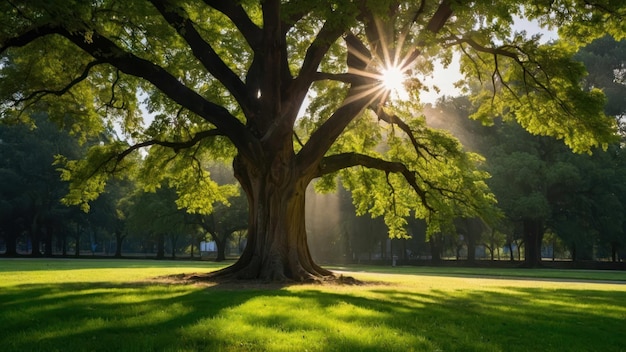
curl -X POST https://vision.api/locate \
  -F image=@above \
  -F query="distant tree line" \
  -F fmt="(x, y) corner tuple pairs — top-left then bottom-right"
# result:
(0, 113), (247, 259)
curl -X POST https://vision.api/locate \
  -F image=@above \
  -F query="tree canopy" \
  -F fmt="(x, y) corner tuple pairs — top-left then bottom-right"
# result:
(1, 0), (623, 281)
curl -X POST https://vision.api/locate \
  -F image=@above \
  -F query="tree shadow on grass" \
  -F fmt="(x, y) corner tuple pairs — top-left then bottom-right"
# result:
(1, 280), (625, 351)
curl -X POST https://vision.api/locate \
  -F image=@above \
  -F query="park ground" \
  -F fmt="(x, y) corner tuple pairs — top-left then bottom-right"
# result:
(1, 258), (625, 351)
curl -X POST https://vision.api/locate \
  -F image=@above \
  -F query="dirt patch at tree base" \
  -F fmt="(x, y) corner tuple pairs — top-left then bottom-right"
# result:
(149, 272), (372, 290)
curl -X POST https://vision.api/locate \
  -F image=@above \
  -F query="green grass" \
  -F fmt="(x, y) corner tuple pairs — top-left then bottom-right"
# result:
(1, 259), (625, 351)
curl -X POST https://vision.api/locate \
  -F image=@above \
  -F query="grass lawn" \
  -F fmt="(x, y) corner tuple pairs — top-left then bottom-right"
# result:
(1, 259), (625, 351)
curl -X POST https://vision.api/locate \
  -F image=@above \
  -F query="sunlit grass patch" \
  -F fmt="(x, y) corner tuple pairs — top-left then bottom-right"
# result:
(183, 291), (434, 351)
(0, 258), (228, 285)
(1, 259), (625, 351)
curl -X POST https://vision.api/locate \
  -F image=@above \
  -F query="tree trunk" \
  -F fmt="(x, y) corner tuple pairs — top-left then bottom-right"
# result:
(30, 218), (41, 257)
(114, 231), (125, 258)
(156, 233), (165, 259)
(214, 235), (227, 262)
(61, 233), (67, 257)
(209, 154), (332, 282)
(43, 226), (53, 257)
(170, 234), (178, 259)
(522, 219), (543, 267)
(430, 235), (442, 263)
(74, 235), (80, 257)
(74, 223), (81, 257)
(3, 232), (17, 256)
(467, 234), (476, 263)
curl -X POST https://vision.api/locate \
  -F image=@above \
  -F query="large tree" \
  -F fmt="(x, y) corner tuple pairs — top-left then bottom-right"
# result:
(0, 1), (621, 280)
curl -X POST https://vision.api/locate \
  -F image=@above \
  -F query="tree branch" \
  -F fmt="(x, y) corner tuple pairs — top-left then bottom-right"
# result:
(296, 32), (383, 176)
(279, 0), (318, 35)
(294, 21), (347, 86)
(283, 21), (347, 124)
(8, 60), (103, 106)
(296, 79), (382, 176)
(371, 106), (439, 160)
(0, 23), (56, 54)
(148, 0), (253, 118)
(310, 72), (367, 84)
(451, 35), (575, 116)
(52, 26), (259, 162)
(316, 152), (433, 211)
(200, 0), (262, 49)
(425, 0), (453, 33)
(116, 129), (224, 162)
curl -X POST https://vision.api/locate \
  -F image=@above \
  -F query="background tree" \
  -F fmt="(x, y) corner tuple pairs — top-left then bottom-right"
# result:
(575, 36), (626, 133)
(86, 179), (133, 257)
(574, 36), (626, 261)
(1, 1), (621, 280)
(0, 114), (81, 256)
(125, 186), (189, 259)
(193, 189), (248, 262)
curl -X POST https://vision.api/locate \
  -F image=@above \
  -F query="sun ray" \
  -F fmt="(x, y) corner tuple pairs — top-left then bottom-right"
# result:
(372, 17), (413, 102)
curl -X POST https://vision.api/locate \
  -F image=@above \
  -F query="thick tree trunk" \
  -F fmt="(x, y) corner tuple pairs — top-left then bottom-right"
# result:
(210, 154), (333, 282)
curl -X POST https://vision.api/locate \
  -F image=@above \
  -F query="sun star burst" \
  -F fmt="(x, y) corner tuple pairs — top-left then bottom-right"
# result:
(380, 65), (409, 100)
